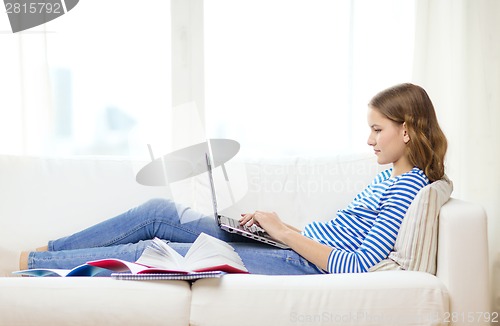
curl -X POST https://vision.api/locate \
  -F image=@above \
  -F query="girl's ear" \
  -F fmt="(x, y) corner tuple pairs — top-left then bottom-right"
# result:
(402, 122), (410, 144)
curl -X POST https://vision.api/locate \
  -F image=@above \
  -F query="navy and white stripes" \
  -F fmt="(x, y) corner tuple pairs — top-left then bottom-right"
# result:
(302, 167), (429, 273)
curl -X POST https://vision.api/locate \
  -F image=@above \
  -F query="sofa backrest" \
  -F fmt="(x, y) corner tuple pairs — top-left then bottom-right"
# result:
(0, 153), (383, 251)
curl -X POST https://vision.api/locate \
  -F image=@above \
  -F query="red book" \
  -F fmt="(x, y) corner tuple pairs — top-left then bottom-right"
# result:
(89, 233), (248, 275)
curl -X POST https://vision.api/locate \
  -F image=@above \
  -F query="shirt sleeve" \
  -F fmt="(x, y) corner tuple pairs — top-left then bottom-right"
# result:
(326, 175), (426, 273)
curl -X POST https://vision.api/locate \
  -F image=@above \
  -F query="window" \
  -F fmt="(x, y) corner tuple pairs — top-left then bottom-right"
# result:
(204, 0), (415, 158)
(0, 0), (415, 158)
(0, 0), (172, 157)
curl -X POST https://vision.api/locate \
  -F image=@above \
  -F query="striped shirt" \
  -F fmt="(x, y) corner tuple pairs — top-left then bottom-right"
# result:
(302, 167), (429, 273)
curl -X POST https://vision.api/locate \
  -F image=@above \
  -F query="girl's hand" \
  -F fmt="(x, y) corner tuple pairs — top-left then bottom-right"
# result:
(239, 211), (289, 241)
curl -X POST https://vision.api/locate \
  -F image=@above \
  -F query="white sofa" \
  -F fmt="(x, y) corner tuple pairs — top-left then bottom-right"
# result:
(0, 154), (490, 326)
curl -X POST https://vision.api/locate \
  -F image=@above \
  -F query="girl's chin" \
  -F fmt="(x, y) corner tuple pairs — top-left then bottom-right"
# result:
(376, 156), (390, 165)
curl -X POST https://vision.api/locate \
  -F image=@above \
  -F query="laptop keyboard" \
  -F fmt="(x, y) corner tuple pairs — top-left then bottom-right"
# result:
(219, 214), (289, 249)
(226, 217), (267, 237)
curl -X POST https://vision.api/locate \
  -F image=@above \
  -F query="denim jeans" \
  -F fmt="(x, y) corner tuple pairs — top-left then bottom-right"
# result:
(28, 198), (323, 275)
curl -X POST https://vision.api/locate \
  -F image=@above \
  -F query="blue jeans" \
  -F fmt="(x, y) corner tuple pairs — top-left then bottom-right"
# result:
(28, 199), (323, 275)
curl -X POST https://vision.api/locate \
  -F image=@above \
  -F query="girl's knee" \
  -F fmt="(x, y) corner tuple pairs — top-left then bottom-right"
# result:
(134, 198), (179, 221)
(145, 198), (169, 205)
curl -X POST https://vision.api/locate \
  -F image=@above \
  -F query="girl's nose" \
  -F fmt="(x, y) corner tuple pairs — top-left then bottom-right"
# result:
(367, 134), (375, 146)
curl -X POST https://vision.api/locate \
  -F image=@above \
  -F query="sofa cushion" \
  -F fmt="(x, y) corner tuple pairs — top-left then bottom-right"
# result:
(370, 177), (453, 274)
(191, 272), (449, 326)
(0, 278), (192, 326)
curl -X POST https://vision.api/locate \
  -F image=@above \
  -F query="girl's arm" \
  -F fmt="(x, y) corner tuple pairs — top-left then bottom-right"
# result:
(284, 223), (302, 233)
(279, 228), (333, 271)
(240, 211), (332, 271)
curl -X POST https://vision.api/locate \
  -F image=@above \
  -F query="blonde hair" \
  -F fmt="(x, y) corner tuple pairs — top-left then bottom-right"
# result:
(368, 83), (447, 182)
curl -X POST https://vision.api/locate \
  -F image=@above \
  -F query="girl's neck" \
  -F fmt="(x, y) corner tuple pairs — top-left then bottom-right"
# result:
(391, 158), (414, 178)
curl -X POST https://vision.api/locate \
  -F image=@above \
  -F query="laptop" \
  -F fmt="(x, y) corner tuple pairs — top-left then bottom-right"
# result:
(205, 153), (289, 249)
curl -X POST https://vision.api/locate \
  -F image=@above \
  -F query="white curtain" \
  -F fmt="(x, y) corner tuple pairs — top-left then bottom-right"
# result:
(412, 0), (500, 309)
(0, 30), (52, 154)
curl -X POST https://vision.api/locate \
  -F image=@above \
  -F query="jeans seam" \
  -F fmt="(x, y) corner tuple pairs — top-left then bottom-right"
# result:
(27, 252), (35, 269)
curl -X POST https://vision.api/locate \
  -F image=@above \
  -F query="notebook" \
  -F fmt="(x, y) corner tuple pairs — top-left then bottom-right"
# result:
(205, 153), (289, 249)
(111, 271), (224, 281)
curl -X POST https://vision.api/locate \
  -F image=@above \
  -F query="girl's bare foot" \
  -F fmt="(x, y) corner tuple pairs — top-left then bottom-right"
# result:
(36, 245), (48, 252)
(19, 251), (29, 271)
(18, 245), (47, 271)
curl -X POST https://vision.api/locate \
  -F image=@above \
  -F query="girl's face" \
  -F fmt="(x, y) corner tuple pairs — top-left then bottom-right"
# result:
(366, 107), (410, 169)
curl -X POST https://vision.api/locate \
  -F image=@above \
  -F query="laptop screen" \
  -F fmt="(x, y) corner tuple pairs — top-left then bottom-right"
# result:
(205, 152), (220, 221)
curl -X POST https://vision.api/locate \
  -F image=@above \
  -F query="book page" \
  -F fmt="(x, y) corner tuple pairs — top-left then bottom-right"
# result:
(134, 234), (247, 273)
(183, 233), (247, 272)
(135, 238), (185, 271)
(87, 259), (154, 274)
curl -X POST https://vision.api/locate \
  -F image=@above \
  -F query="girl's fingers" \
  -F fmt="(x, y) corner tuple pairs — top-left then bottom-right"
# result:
(239, 213), (253, 225)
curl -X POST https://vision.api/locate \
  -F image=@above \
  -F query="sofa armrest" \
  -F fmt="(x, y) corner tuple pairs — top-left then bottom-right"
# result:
(436, 198), (490, 325)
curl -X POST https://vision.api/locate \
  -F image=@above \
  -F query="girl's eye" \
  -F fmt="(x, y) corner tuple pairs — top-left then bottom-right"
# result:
(374, 129), (381, 133)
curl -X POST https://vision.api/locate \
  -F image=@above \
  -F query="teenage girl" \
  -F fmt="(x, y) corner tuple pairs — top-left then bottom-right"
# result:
(18, 83), (447, 275)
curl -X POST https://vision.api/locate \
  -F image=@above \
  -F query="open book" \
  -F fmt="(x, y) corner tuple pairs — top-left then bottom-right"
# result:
(90, 233), (248, 274)
(13, 233), (248, 277)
